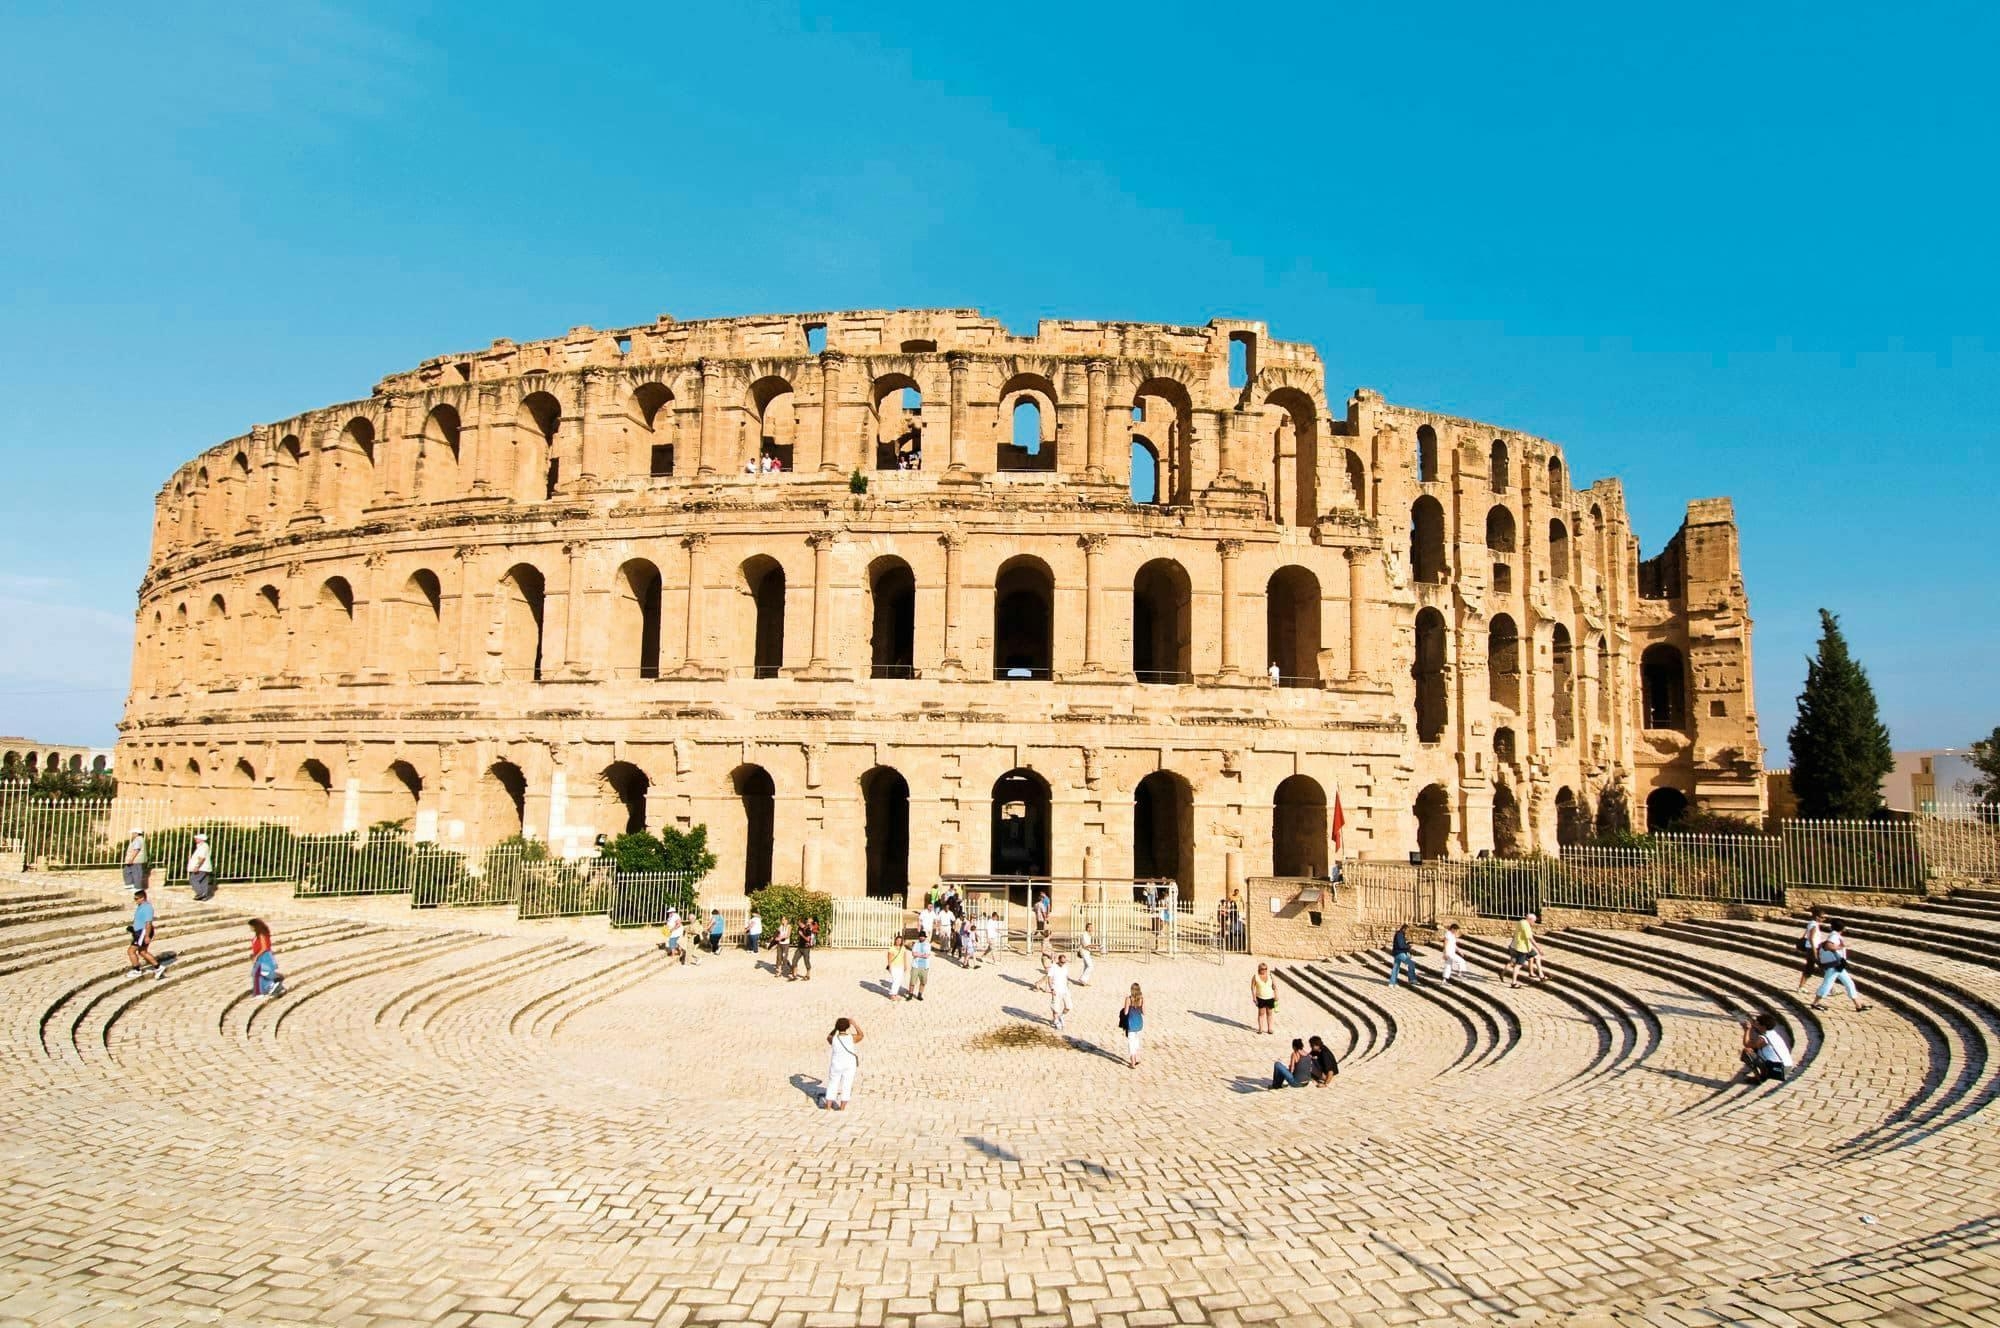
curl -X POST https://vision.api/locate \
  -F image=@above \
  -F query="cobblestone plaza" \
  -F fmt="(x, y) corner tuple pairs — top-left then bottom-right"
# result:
(3, 875), (1998, 1327)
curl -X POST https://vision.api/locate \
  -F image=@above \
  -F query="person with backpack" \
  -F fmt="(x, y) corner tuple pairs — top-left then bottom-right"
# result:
(1388, 924), (1420, 986)
(1794, 908), (1827, 993)
(821, 1017), (862, 1110)
(1812, 922), (1870, 1012)
(1118, 984), (1145, 1067)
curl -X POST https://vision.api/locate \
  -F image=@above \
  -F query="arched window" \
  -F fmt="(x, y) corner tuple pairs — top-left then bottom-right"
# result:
(1552, 624), (1575, 744)
(1416, 425), (1439, 484)
(484, 760), (528, 841)
(1344, 449), (1368, 512)
(339, 417), (376, 516)
(1411, 496), (1447, 584)
(747, 376), (796, 472)
(1646, 787), (1689, 832)
(1134, 771), (1195, 899)
(733, 765), (776, 890)
(388, 760), (424, 827)
(1413, 608), (1448, 743)
(741, 556), (786, 679)
(1494, 726), (1517, 766)
(600, 761), (649, 836)
(201, 593), (227, 680)
(519, 392), (562, 500)
(1265, 566), (1322, 686)
(1413, 783), (1451, 860)
(498, 565), (546, 680)
(419, 405), (462, 498)
(614, 559), (663, 680)
(402, 570), (442, 677)
(1272, 775), (1329, 877)
(867, 558), (916, 679)
(1549, 519), (1570, 583)
(990, 768), (1051, 880)
(1489, 439), (1509, 491)
(1132, 559), (1192, 683)
(1265, 389), (1318, 527)
(998, 373), (1056, 473)
(318, 577), (356, 675)
(861, 766), (910, 899)
(277, 434), (303, 515)
(1641, 644), (1688, 731)
(993, 556), (1054, 680)
(630, 383), (674, 478)
(229, 452), (251, 531)
(1134, 380), (1193, 504)
(1488, 614), (1521, 711)
(299, 759), (336, 833)
(1493, 783), (1522, 857)
(253, 585), (282, 678)
(1595, 636), (1611, 723)
(872, 375), (923, 471)
(1486, 505), (1516, 593)
(1131, 437), (1162, 504)
(1555, 786), (1589, 846)
(1591, 504), (1607, 584)
(1547, 455), (1564, 502)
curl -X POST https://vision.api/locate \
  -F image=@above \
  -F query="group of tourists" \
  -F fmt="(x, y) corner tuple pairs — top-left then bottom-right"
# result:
(122, 828), (216, 902)
(1248, 963), (1339, 1087)
(121, 884), (283, 995)
(1796, 909), (1870, 1012)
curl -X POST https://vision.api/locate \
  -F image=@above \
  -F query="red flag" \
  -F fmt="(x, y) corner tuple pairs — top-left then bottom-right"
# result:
(1330, 791), (1346, 856)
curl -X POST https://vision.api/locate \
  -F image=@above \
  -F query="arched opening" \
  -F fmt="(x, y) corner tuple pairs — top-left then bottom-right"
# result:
(1556, 786), (1589, 846)
(388, 760), (423, 827)
(601, 761), (650, 836)
(861, 766), (910, 899)
(1411, 496), (1447, 584)
(1493, 783), (1522, 857)
(200, 593), (227, 680)
(742, 556), (786, 679)
(318, 577), (356, 675)
(231, 757), (256, 789)
(614, 559), (664, 680)
(254, 585), (282, 677)
(749, 376), (797, 471)
(990, 768), (1051, 880)
(519, 392), (562, 500)
(1591, 504), (1608, 584)
(1646, 787), (1690, 833)
(1488, 614), (1521, 711)
(1549, 519), (1571, 583)
(1265, 565), (1322, 686)
(485, 760), (528, 841)
(1416, 424), (1439, 484)
(1414, 783), (1451, 860)
(630, 383), (675, 478)
(229, 452), (251, 531)
(276, 434), (303, 515)
(299, 759), (336, 834)
(1494, 726), (1517, 766)
(1131, 437), (1161, 504)
(1413, 608), (1448, 744)
(339, 418), (376, 516)
(1265, 388), (1318, 527)
(733, 765), (776, 890)
(1552, 624), (1576, 744)
(1133, 771), (1195, 900)
(867, 558), (916, 679)
(1490, 439), (1509, 491)
(1344, 449), (1368, 511)
(993, 556), (1054, 680)
(1272, 775), (1329, 877)
(871, 375), (923, 471)
(419, 404), (462, 497)
(403, 570), (442, 676)
(498, 564), (547, 680)
(998, 374), (1057, 472)
(1131, 558), (1192, 683)
(1486, 505), (1516, 593)
(1641, 644), (1688, 730)
(1547, 455), (1564, 502)
(1133, 380), (1193, 504)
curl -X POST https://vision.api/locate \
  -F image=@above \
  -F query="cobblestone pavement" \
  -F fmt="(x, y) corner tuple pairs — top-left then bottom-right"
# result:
(2, 875), (1998, 1326)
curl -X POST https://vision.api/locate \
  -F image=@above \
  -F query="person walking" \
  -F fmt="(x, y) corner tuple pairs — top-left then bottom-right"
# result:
(821, 1017), (862, 1110)
(1794, 908), (1827, 993)
(1506, 912), (1542, 988)
(773, 918), (792, 978)
(1077, 924), (1096, 986)
(707, 909), (725, 955)
(121, 827), (148, 892)
(1812, 922), (1870, 1012)
(186, 832), (215, 902)
(1388, 924), (1420, 987)
(1049, 953), (1073, 1032)
(126, 887), (166, 979)
(748, 909), (763, 955)
(1270, 1037), (1313, 1088)
(1740, 1012), (1794, 1082)
(1251, 963), (1278, 1035)
(792, 916), (816, 981)
(1440, 923), (1468, 983)
(1034, 891), (1052, 939)
(960, 915), (980, 969)
(983, 910), (1001, 959)
(663, 909), (687, 965)
(1119, 984), (1145, 1067)
(884, 936), (909, 1001)
(247, 918), (284, 996)
(908, 932), (930, 1000)
(1307, 1034), (1338, 1084)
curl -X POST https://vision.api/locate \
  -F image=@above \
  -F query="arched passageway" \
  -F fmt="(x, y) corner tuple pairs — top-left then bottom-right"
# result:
(861, 767), (910, 899)
(733, 765), (776, 891)
(990, 768), (1051, 880)
(1272, 775), (1329, 878)
(1133, 771), (1194, 899)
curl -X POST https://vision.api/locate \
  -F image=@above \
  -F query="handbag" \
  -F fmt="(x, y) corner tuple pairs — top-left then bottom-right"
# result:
(1815, 946), (1843, 969)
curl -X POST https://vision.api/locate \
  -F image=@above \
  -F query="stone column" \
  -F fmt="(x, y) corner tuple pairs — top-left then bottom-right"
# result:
(1085, 359), (1108, 482)
(818, 351), (845, 474)
(1080, 533), (1107, 672)
(1347, 546), (1368, 682)
(938, 532), (965, 675)
(577, 369), (610, 489)
(807, 531), (836, 669)
(677, 533), (708, 674)
(282, 561), (309, 680)
(557, 540), (590, 676)
(1216, 539), (1244, 680)
(357, 554), (387, 676)
(696, 359), (721, 476)
(943, 353), (974, 481)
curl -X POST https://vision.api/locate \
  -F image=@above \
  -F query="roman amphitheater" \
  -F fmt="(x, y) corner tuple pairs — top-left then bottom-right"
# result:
(117, 309), (1764, 898)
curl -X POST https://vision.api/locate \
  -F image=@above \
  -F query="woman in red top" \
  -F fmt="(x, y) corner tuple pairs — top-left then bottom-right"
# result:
(248, 918), (273, 994)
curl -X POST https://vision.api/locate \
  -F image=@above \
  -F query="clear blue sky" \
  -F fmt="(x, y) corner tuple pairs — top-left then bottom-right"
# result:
(2, 2), (1994, 754)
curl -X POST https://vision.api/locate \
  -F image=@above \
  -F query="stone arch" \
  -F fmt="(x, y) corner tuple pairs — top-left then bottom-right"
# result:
(1552, 623), (1576, 744)
(1494, 725), (1517, 766)
(628, 382), (675, 479)
(419, 404), (462, 498)
(1490, 439), (1510, 491)
(1493, 782), (1523, 856)
(748, 375), (796, 471)
(993, 555), (1055, 680)
(276, 434), (304, 517)
(1595, 635), (1611, 724)
(298, 758), (336, 833)
(613, 558), (664, 680)
(1263, 387), (1319, 527)
(1641, 644), (1688, 731)
(482, 760), (528, 841)
(1130, 435), (1163, 504)
(861, 765), (911, 899)
(1344, 449), (1368, 512)
(200, 592), (227, 681)
(1547, 454), (1564, 502)
(998, 372), (1057, 473)
(600, 761), (650, 836)
(1646, 786), (1689, 832)
(1488, 614), (1521, 711)
(990, 767), (1051, 879)
(318, 577), (356, 675)
(229, 451), (252, 531)
(870, 373), (923, 470)
(1411, 496), (1447, 584)
(1413, 608), (1448, 744)
(1266, 565), (1322, 686)
(1132, 558), (1193, 683)
(252, 585), (283, 677)
(1133, 378), (1194, 504)
(1133, 770), (1195, 900)
(867, 556), (916, 679)
(1486, 505), (1517, 593)
(498, 564), (547, 680)
(731, 764), (776, 891)
(1549, 519), (1571, 583)
(1555, 785), (1589, 846)
(739, 555), (786, 679)
(1417, 424), (1439, 484)
(387, 759), (425, 827)
(1272, 774), (1329, 877)
(518, 392), (562, 500)
(337, 417), (376, 517)
(1414, 783), (1451, 860)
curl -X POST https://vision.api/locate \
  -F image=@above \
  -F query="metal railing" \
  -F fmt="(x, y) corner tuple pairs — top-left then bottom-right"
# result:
(608, 872), (701, 928)
(410, 843), (530, 909)
(0, 791), (174, 870)
(153, 818), (302, 885)
(518, 859), (617, 920)
(828, 898), (909, 949)
(1918, 804), (2000, 879)
(294, 831), (418, 897)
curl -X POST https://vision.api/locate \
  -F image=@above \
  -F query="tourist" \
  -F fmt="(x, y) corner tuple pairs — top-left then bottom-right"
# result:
(822, 1016), (862, 1110)
(1506, 912), (1542, 988)
(1032, 935), (1056, 993)
(908, 932), (930, 1000)
(1440, 923), (1468, 983)
(1740, 1011), (1793, 1082)
(1307, 1034), (1338, 1084)
(743, 457), (758, 474)
(1119, 984), (1145, 1067)
(707, 908), (725, 955)
(1270, 1037), (1313, 1088)
(960, 915), (980, 969)
(919, 902), (936, 944)
(122, 826), (148, 892)
(186, 832), (214, 902)
(792, 916), (816, 981)
(1269, 661), (1282, 685)
(1388, 924), (1420, 987)
(1812, 921), (1870, 1012)
(1251, 962), (1278, 1034)
(1049, 953), (1073, 1032)
(247, 918), (284, 996)
(1795, 908), (1827, 993)
(1160, 893), (1175, 952)
(748, 910), (763, 954)
(663, 909), (687, 965)
(1034, 890), (1051, 938)
(984, 910), (1002, 959)
(884, 936), (908, 1000)
(1077, 924), (1096, 985)
(126, 886), (165, 979)
(773, 918), (792, 978)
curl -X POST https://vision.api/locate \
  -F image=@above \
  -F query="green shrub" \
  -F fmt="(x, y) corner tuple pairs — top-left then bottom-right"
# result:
(602, 830), (668, 874)
(748, 883), (831, 937)
(659, 824), (717, 881)
(848, 469), (869, 494)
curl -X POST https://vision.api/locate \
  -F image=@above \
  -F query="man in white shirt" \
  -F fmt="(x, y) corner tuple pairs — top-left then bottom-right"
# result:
(1048, 953), (1073, 1032)
(186, 833), (214, 901)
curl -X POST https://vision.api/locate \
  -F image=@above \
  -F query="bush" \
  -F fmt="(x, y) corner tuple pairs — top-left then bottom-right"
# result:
(601, 830), (668, 874)
(659, 824), (717, 881)
(849, 469), (869, 494)
(748, 884), (831, 938)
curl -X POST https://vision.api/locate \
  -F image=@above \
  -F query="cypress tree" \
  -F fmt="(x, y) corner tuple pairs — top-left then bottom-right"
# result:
(1787, 609), (1894, 818)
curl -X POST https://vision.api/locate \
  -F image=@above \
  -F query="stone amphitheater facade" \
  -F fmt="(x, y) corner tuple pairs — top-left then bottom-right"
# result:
(117, 309), (1763, 901)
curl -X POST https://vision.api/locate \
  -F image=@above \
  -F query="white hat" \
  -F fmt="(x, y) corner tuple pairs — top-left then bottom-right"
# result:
(131, 826), (144, 835)
(193, 832), (207, 841)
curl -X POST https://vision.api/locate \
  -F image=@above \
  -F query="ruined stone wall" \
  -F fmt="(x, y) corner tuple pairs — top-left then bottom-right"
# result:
(118, 308), (1762, 900)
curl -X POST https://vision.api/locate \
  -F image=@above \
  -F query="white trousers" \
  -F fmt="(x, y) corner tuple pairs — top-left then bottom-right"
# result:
(826, 1066), (856, 1104)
